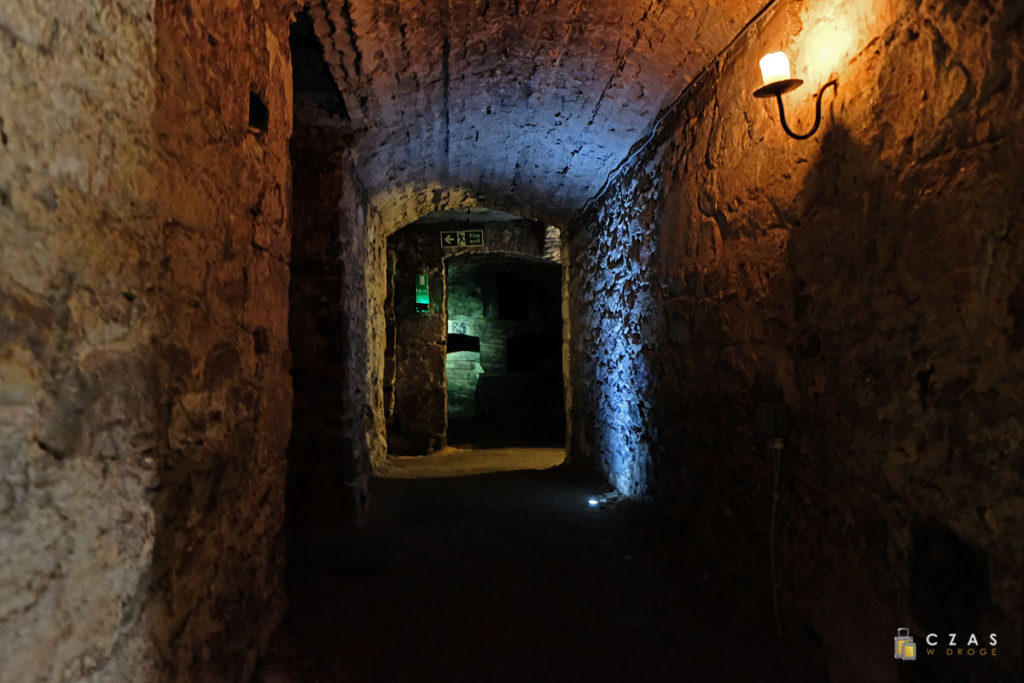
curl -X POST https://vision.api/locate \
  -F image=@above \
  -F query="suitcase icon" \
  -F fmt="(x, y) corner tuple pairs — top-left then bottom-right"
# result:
(895, 628), (917, 660)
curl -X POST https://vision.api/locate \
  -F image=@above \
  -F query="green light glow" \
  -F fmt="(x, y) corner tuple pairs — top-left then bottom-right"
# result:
(415, 273), (429, 312)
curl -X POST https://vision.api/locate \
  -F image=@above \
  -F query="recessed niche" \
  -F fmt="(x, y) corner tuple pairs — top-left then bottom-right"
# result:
(447, 333), (481, 354)
(249, 91), (269, 133)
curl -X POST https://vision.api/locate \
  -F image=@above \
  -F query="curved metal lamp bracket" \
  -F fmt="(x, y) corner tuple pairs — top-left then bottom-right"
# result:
(754, 78), (838, 140)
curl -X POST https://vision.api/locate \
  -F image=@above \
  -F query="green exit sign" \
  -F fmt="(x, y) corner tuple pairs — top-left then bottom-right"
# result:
(415, 273), (429, 313)
(440, 230), (485, 248)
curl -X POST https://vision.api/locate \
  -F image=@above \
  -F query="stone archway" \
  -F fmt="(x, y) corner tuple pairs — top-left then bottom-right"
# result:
(382, 213), (566, 455)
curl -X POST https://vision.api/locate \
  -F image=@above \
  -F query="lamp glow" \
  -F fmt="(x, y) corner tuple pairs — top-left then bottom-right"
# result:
(588, 498), (599, 507)
(752, 51), (837, 141)
(759, 52), (791, 86)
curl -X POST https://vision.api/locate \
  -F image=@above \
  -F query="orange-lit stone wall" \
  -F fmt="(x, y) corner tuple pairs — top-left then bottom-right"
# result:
(569, 0), (1024, 679)
(1, 1), (295, 679)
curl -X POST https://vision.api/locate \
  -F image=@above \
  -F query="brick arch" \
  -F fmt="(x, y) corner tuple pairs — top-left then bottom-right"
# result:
(367, 183), (568, 240)
(305, 0), (767, 224)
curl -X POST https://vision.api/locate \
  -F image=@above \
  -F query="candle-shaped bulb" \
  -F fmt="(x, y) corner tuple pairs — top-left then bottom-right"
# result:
(759, 52), (791, 86)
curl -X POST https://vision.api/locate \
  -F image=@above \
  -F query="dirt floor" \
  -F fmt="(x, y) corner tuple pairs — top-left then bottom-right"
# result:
(260, 450), (819, 682)
(375, 447), (565, 479)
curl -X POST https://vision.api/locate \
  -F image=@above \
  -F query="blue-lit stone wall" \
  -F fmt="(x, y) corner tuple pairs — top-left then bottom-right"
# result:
(567, 173), (663, 497)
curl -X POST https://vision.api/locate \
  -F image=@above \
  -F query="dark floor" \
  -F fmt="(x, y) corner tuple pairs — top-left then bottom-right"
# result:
(261, 462), (820, 682)
(446, 417), (565, 449)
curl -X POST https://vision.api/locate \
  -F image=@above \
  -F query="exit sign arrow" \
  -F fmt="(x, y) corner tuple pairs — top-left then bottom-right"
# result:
(440, 230), (485, 248)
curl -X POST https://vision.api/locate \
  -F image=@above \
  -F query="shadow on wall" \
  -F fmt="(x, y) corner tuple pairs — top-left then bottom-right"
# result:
(644, 8), (1023, 674)
(285, 134), (353, 551)
(567, 0), (1023, 680)
(779, 118), (1019, 681)
(285, 10), (368, 560)
(650, 124), (1019, 681)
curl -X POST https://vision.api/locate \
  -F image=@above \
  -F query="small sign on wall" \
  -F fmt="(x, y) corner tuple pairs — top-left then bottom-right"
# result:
(440, 230), (485, 248)
(415, 273), (429, 313)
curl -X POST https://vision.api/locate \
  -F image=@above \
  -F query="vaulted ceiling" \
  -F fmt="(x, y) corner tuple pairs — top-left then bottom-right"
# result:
(305, 0), (766, 224)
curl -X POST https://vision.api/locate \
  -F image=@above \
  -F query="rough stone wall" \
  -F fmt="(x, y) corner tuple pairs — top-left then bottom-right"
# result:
(566, 177), (660, 494)
(286, 119), (372, 541)
(287, 3), (376, 526)
(569, 0), (1024, 680)
(147, 4), (294, 679)
(362, 210), (390, 470)
(0, 2), (163, 679)
(445, 350), (484, 418)
(385, 227), (449, 454)
(1, 0), (295, 680)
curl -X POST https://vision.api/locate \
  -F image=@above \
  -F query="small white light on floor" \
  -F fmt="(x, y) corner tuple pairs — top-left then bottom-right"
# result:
(588, 498), (599, 507)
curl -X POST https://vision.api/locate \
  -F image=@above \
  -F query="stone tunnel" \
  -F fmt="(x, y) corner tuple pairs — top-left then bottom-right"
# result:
(1, 0), (1022, 681)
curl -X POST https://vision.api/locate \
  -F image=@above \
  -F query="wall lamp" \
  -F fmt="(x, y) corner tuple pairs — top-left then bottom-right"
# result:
(753, 52), (837, 140)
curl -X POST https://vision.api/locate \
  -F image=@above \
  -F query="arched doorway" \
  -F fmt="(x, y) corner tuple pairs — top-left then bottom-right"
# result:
(383, 210), (567, 455)
(445, 254), (564, 448)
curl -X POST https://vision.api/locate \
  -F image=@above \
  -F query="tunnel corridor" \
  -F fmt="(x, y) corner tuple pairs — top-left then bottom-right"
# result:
(2, 0), (1023, 682)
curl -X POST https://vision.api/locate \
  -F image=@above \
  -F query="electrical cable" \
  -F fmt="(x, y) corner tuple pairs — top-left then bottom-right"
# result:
(579, 0), (780, 216)
(770, 437), (784, 642)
